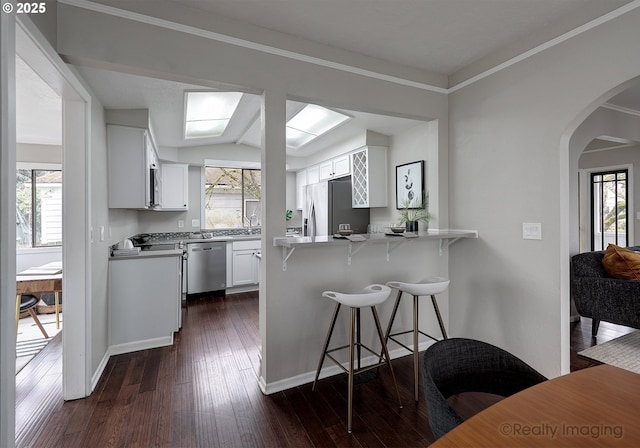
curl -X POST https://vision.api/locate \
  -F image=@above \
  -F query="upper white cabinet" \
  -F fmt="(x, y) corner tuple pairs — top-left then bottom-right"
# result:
(108, 125), (158, 209)
(306, 165), (320, 185)
(319, 154), (350, 181)
(160, 163), (189, 210)
(351, 146), (388, 208)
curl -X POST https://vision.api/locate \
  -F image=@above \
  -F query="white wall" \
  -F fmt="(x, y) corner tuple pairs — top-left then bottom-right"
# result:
(55, 0), (640, 387)
(57, 2), (450, 389)
(449, 7), (640, 377)
(16, 247), (61, 273)
(16, 143), (62, 163)
(87, 86), (110, 375)
(371, 121), (440, 231)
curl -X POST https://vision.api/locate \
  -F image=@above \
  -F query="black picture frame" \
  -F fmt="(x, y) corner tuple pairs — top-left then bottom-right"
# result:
(396, 160), (424, 209)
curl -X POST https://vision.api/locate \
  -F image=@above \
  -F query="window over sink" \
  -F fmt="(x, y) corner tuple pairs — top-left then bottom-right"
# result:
(204, 166), (261, 229)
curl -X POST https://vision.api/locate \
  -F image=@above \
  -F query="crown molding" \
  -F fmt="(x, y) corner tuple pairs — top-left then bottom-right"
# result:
(59, 0), (448, 94)
(601, 102), (640, 118)
(60, 0), (640, 95)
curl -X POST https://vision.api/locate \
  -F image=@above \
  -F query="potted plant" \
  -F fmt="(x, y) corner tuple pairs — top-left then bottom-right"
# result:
(398, 192), (431, 232)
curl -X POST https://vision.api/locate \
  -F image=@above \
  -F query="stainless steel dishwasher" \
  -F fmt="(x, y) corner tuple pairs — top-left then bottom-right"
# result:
(186, 241), (226, 294)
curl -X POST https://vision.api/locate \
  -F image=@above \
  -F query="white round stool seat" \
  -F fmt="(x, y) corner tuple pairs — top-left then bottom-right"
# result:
(322, 284), (391, 308)
(386, 277), (449, 296)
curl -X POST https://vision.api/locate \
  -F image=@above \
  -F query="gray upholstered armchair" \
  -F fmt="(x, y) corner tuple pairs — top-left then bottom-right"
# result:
(571, 246), (640, 336)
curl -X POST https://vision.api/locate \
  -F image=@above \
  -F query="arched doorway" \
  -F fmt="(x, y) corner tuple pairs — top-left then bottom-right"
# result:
(559, 76), (640, 372)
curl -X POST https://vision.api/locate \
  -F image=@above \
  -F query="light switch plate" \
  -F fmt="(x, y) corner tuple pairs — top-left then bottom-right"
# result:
(192, 219), (200, 228)
(523, 222), (542, 240)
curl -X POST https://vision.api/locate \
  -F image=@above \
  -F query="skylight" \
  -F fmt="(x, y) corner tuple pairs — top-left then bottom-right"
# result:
(286, 104), (350, 149)
(184, 91), (243, 139)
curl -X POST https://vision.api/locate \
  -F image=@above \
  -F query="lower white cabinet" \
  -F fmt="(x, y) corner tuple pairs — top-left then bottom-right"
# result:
(231, 240), (261, 287)
(109, 254), (181, 353)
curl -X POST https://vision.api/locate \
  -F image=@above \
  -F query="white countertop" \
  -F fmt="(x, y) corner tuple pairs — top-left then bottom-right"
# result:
(110, 249), (184, 260)
(272, 229), (478, 271)
(273, 229), (478, 248)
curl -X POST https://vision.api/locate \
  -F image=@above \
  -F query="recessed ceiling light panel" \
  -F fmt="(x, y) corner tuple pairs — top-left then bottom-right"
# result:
(286, 104), (350, 149)
(184, 91), (242, 139)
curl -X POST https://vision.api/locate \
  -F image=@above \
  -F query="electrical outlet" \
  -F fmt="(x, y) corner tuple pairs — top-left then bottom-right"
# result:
(178, 220), (184, 228)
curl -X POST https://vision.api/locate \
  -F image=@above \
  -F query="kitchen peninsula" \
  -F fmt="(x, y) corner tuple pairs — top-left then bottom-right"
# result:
(274, 229), (478, 270)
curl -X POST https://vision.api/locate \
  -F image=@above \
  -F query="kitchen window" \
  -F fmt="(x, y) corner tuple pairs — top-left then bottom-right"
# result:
(204, 167), (261, 229)
(16, 168), (62, 248)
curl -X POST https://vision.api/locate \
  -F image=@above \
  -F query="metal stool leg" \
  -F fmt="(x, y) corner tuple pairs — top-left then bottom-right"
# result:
(431, 294), (448, 339)
(384, 289), (403, 344)
(347, 307), (356, 433)
(312, 302), (341, 391)
(413, 294), (420, 401)
(371, 306), (402, 409)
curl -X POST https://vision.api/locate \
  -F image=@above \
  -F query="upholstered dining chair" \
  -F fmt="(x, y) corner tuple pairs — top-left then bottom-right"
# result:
(422, 338), (547, 440)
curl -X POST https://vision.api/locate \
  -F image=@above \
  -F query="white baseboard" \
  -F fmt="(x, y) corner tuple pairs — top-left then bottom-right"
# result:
(109, 335), (174, 356)
(91, 350), (111, 393)
(226, 284), (259, 294)
(89, 336), (174, 395)
(260, 339), (436, 395)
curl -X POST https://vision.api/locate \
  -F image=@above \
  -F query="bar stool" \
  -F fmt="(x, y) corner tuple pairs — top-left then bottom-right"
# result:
(312, 284), (402, 433)
(384, 277), (450, 401)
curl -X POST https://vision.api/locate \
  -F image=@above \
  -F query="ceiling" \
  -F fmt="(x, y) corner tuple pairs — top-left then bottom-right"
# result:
(92, 0), (634, 76)
(16, 0), (640, 152)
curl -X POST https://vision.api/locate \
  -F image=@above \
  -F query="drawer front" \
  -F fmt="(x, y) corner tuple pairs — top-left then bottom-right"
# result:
(232, 239), (261, 251)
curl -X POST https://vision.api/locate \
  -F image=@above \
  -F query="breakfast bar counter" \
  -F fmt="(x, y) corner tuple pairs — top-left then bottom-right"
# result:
(273, 229), (478, 270)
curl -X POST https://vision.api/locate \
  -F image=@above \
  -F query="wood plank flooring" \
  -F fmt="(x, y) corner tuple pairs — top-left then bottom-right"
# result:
(15, 292), (635, 447)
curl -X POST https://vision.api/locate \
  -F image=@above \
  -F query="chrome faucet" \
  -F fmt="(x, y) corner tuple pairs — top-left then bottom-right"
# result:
(246, 214), (258, 234)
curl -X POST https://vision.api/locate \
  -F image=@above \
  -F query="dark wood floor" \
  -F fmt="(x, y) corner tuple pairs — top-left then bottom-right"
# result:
(15, 292), (636, 447)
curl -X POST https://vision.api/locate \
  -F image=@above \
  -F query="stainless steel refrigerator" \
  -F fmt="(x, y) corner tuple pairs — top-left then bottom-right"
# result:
(303, 176), (370, 237)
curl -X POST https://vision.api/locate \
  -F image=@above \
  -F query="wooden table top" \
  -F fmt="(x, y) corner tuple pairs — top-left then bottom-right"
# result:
(431, 364), (640, 447)
(16, 273), (62, 295)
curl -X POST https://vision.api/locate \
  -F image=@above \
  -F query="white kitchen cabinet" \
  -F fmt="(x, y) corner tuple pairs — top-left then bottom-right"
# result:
(295, 169), (307, 210)
(231, 240), (261, 286)
(351, 146), (388, 208)
(319, 154), (350, 181)
(306, 165), (320, 184)
(318, 160), (334, 180)
(109, 253), (181, 353)
(160, 163), (189, 210)
(333, 154), (351, 178)
(108, 125), (159, 209)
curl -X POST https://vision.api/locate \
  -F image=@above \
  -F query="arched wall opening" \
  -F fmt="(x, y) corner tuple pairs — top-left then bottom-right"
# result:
(560, 75), (640, 370)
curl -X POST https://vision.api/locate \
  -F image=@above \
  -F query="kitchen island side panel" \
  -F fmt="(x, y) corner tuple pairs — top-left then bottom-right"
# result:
(109, 255), (180, 349)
